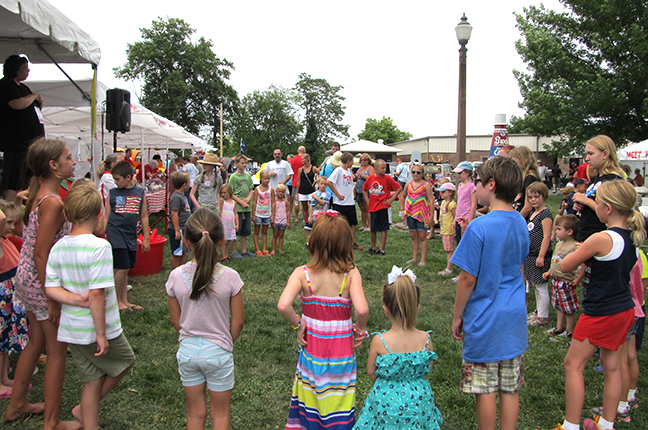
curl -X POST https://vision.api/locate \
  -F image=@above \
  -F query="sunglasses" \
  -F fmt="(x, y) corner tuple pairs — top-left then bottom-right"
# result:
(474, 178), (482, 185)
(412, 171), (423, 174)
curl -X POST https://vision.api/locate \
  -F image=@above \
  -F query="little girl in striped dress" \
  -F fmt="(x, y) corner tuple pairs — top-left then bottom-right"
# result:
(278, 211), (369, 429)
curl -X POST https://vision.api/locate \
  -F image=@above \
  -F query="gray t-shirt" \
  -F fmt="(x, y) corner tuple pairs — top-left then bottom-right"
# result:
(169, 191), (191, 230)
(194, 173), (221, 210)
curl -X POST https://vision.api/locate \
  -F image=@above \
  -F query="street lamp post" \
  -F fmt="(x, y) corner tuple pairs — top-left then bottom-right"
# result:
(455, 13), (472, 163)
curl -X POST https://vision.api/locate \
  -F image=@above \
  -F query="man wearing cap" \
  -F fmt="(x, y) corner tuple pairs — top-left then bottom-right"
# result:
(394, 158), (409, 189)
(537, 160), (548, 186)
(263, 148), (293, 190)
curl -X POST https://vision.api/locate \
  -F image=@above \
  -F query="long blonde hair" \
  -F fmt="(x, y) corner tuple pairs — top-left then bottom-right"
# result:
(23, 138), (68, 226)
(509, 146), (540, 179)
(383, 275), (420, 330)
(586, 135), (624, 178)
(596, 180), (646, 246)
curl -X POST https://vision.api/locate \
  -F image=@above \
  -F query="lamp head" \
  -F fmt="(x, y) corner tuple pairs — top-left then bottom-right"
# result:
(455, 13), (473, 45)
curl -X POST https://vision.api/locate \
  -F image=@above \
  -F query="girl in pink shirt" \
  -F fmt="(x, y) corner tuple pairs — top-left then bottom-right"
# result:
(452, 161), (477, 282)
(166, 209), (245, 429)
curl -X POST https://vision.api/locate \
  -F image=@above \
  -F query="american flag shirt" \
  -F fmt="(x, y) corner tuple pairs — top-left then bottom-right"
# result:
(106, 186), (144, 251)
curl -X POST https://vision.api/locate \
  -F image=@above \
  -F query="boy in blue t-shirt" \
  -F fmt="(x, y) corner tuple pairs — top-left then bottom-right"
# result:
(450, 156), (530, 430)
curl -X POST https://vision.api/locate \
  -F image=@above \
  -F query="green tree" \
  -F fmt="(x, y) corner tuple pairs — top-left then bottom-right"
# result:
(294, 73), (349, 164)
(114, 17), (238, 143)
(510, 1), (648, 156)
(234, 85), (303, 161)
(357, 116), (412, 144)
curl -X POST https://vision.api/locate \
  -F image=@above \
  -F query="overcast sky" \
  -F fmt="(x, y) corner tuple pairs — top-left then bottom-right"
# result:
(31, 0), (566, 142)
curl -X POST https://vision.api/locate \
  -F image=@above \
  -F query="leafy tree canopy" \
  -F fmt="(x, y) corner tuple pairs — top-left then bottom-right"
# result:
(114, 17), (238, 143)
(510, 1), (648, 156)
(295, 73), (349, 163)
(357, 116), (412, 144)
(234, 85), (303, 161)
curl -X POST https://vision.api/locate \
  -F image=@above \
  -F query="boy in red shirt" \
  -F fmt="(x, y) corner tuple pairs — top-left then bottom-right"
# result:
(362, 159), (402, 255)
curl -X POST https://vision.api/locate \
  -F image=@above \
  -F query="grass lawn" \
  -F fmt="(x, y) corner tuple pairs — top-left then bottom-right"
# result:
(2, 194), (648, 429)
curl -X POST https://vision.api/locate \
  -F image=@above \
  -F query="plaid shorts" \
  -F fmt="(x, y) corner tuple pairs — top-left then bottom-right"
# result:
(551, 277), (579, 314)
(460, 354), (524, 394)
(442, 234), (455, 252)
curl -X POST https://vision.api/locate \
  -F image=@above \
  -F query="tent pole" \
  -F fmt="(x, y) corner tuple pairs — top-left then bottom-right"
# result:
(220, 102), (223, 158)
(165, 137), (169, 231)
(90, 64), (98, 180)
(35, 42), (91, 101)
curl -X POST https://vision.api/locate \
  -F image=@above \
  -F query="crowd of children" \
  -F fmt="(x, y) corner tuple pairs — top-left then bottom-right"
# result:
(2, 134), (648, 430)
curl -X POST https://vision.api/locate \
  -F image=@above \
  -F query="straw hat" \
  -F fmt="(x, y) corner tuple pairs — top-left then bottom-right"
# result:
(200, 153), (222, 166)
(330, 151), (343, 167)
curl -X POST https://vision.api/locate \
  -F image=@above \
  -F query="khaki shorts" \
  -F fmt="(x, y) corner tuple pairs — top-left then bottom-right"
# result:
(69, 333), (135, 383)
(460, 354), (524, 394)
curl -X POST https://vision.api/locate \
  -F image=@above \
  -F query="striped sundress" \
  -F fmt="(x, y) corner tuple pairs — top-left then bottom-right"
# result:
(403, 181), (430, 225)
(286, 266), (356, 430)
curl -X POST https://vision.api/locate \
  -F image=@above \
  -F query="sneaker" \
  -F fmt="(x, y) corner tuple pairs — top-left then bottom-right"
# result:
(629, 397), (638, 409)
(127, 284), (133, 291)
(376, 250), (385, 256)
(583, 418), (601, 430)
(545, 327), (565, 335)
(231, 251), (243, 259)
(243, 251), (256, 257)
(590, 406), (631, 423)
(221, 256), (230, 263)
(557, 331), (572, 339)
(368, 248), (375, 255)
(551, 425), (565, 430)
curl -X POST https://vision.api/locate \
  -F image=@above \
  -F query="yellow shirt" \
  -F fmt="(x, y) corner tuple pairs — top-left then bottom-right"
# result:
(439, 200), (456, 235)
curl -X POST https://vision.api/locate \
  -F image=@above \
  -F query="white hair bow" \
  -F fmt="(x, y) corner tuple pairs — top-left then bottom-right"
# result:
(387, 265), (417, 284)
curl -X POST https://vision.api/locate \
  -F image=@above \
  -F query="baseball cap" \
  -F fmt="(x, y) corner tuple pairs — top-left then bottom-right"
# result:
(453, 161), (474, 173)
(396, 158), (402, 162)
(438, 183), (456, 192)
(574, 178), (589, 186)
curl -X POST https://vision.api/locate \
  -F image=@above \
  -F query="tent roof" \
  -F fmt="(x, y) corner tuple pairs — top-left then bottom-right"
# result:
(28, 79), (211, 150)
(0, 0), (100, 64)
(618, 139), (648, 161)
(340, 139), (402, 154)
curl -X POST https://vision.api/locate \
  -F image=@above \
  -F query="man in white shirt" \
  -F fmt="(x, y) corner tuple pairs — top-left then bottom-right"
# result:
(182, 156), (199, 211)
(263, 148), (293, 190)
(326, 152), (362, 250)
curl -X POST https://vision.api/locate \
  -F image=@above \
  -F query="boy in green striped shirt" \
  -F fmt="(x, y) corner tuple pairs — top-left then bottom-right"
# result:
(45, 182), (135, 430)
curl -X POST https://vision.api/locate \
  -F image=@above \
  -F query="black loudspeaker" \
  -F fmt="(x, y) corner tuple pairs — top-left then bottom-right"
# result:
(106, 89), (131, 133)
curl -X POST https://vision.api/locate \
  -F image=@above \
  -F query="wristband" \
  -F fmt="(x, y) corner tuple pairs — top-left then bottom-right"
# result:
(292, 316), (302, 330)
(352, 324), (369, 337)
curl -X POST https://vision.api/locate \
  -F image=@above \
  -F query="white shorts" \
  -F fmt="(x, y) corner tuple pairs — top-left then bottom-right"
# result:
(298, 193), (311, 202)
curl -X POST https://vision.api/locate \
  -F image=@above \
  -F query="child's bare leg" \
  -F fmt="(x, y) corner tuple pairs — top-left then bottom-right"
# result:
(170, 255), (180, 270)
(278, 229), (285, 252)
(184, 383), (208, 430)
(409, 231), (419, 261)
(556, 311), (566, 332)
(370, 232), (377, 251)
(499, 391), (519, 430)
(180, 255), (189, 266)
(4, 311), (45, 421)
(0, 352), (12, 388)
(78, 377), (103, 430)
(619, 340), (630, 408)
(271, 229), (278, 253)
(72, 362), (133, 425)
(252, 225), (260, 252)
(564, 337), (598, 424)
(114, 269), (129, 310)
(379, 231), (387, 252)
(240, 236), (248, 254)
(42, 320), (81, 430)
(565, 313), (576, 334)
(628, 334), (639, 396)
(418, 230), (428, 264)
(304, 228), (311, 244)
(475, 393), (497, 430)
(209, 389), (233, 430)
(261, 225), (268, 252)
(446, 250), (454, 271)
(301, 201), (309, 223)
(599, 346), (624, 422)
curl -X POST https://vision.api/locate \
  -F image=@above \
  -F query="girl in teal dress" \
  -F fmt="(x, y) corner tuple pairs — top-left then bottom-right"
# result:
(354, 266), (442, 429)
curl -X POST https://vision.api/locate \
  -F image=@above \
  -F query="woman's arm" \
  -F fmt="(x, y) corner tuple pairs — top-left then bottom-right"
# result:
(230, 291), (244, 342)
(537, 217), (553, 267)
(8, 92), (41, 111)
(295, 168), (302, 192)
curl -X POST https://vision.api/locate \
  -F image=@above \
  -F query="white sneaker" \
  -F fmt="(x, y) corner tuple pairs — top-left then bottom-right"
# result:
(127, 284), (133, 291)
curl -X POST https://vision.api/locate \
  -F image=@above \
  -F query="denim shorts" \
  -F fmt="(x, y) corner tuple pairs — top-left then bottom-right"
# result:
(274, 224), (287, 230)
(406, 216), (427, 231)
(176, 337), (234, 392)
(254, 216), (271, 226)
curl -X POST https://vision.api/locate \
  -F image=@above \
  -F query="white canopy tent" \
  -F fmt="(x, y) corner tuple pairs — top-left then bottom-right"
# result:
(27, 79), (212, 177)
(617, 139), (648, 176)
(340, 139), (403, 154)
